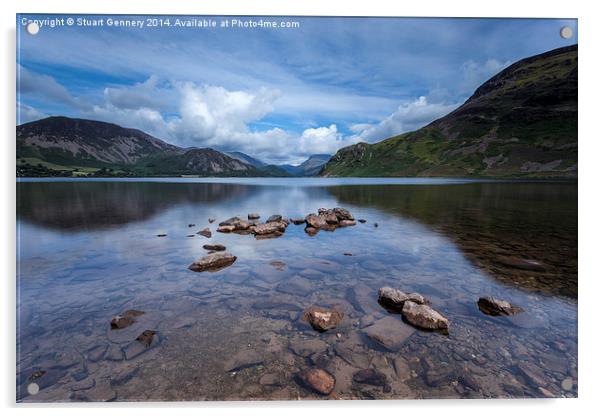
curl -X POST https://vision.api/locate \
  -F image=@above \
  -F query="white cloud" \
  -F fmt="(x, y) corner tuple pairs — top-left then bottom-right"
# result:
(17, 103), (46, 124)
(460, 58), (511, 94)
(103, 75), (170, 111)
(85, 79), (358, 164)
(351, 96), (459, 143)
(18, 65), (90, 111)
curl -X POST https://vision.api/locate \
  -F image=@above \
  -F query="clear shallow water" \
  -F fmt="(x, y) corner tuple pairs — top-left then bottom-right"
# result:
(16, 179), (577, 401)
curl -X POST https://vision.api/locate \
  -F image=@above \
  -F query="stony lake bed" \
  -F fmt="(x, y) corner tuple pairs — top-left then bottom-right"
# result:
(16, 178), (577, 401)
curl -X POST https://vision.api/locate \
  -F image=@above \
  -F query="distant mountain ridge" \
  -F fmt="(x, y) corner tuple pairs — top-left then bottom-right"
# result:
(321, 45), (578, 178)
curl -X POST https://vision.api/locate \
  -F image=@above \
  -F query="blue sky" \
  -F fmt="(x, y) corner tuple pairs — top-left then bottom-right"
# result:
(17, 15), (577, 164)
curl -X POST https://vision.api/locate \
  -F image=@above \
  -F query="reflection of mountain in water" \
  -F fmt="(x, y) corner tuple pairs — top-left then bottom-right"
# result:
(17, 182), (252, 231)
(328, 182), (577, 298)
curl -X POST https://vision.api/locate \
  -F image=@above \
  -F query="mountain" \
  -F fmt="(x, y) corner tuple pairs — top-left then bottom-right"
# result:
(276, 154), (332, 176)
(297, 154), (331, 176)
(225, 151), (267, 168)
(321, 45), (577, 178)
(16, 116), (262, 177)
(17, 116), (179, 167)
(137, 148), (256, 176)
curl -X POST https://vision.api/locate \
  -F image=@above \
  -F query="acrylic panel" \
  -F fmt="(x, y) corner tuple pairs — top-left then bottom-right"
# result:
(16, 14), (578, 402)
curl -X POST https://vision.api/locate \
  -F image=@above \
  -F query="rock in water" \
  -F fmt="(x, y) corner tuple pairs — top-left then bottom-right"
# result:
(358, 219), (367, 223)
(269, 260), (286, 271)
(339, 220), (356, 227)
(291, 218), (306, 225)
(197, 228), (212, 238)
(216, 225), (235, 233)
(362, 316), (415, 351)
(305, 214), (327, 229)
(333, 207), (354, 221)
(402, 301), (449, 330)
(219, 216), (240, 226)
(253, 222), (286, 235)
(478, 296), (523, 316)
(266, 214), (282, 223)
(304, 227), (318, 236)
(110, 310), (145, 329)
(352, 369), (390, 391)
(248, 213), (260, 220)
(203, 244), (226, 251)
(378, 287), (428, 310)
(496, 257), (546, 272)
(188, 252), (237, 272)
(302, 306), (344, 332)
(297, 368), (335, 395)
(136, 330), (156, 347)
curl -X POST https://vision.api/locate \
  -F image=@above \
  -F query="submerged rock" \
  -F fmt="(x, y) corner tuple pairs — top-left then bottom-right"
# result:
(362, 316), (415, 351)
(478, 296), (523, 316)
(297, 368), (335, 395)
(197, 228), (212, 238)
(255, 231), (284, 240)
(496, 257), (547, 272)
(358, 219), (367, 223)
(269, 260), (286, 271)
(188, 252), (237, 272)
(302, 305), (344, 332)
(291, 218), (306, 225)
(208, 218), (215, 223)
(136, 330), (156, 347)
(203, 244), (226, 251)
(110, 310), (145, 330)
(156, 234), (167, 237)
(378, 287), (428, 310)
(352, 369), (390, 392)
(402, 301), (449, 330)
(304, 226), (318, 236)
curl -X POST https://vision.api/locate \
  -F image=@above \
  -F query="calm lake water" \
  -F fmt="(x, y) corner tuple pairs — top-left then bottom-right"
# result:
(16, 178), (577, 401)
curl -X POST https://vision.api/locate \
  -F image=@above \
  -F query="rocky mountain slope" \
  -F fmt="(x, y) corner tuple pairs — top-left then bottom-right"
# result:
(17, 116), (179, 166)
(17, 117), (261, 176)
(321, 45), (577, 178)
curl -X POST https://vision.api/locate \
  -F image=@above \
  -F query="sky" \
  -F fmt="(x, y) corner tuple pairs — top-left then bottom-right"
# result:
(16, 15), (577, 164)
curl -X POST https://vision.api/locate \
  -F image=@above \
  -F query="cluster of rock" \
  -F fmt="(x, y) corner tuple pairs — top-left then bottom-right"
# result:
(185, 207), (361, 273)
(214, 214), (288, 239)
(295, 290), (526, 396)
(378, 286), (449, 330)
(303, 207), (356, 235)
(214, 207), (358, 240)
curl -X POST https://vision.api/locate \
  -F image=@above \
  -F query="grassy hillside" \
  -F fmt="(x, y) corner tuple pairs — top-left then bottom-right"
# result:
(322, 45), (577, 178)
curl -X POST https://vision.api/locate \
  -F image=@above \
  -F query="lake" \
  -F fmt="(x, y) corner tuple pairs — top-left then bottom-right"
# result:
(16, 178), (578, 401)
